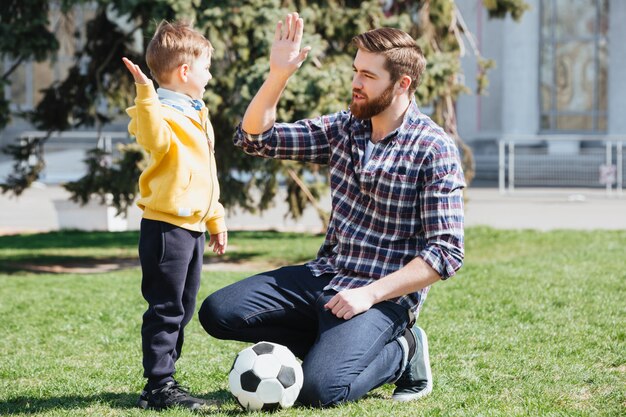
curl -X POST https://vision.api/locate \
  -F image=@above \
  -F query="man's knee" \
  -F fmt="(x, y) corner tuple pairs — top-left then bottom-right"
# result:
(198, 293), (239, 339)
(298, 370), (348, 407)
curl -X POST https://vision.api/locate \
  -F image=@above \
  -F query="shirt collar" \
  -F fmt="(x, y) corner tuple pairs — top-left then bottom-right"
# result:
(157, 87), (204, 123)
(396, 99), (422, 138)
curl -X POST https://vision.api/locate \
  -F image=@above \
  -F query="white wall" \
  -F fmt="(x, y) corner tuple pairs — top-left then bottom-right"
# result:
(500, 0), (540, 136)
(459, 0), (626, 141)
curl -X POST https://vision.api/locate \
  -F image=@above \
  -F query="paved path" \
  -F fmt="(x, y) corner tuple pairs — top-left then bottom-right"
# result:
(0, 184), (624, 235)
(464, 187), (625, 231)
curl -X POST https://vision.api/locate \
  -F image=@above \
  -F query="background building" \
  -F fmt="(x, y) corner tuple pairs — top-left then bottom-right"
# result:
(456, 0), (625, 191)
(1, 0), (625, 190)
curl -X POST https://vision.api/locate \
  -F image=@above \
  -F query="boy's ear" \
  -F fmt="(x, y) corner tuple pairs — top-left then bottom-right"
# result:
(178, 64), (190, 82)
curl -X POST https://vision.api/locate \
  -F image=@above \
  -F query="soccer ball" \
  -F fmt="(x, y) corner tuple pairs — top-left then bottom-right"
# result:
(228, 341), (304, 411)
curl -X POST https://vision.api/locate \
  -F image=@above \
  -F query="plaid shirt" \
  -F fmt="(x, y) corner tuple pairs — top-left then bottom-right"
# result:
(233, 100), (465, 314)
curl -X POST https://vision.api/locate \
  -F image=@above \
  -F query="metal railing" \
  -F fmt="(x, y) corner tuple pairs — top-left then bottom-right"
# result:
(498, 135), (624, 196)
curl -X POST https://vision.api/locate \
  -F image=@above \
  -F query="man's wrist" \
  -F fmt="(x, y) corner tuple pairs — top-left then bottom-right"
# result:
(364, 283), (383, 305)
(266, 71), (291, 87)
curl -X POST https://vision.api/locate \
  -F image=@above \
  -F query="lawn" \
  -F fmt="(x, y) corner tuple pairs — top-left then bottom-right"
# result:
(0, 228), (624, 416)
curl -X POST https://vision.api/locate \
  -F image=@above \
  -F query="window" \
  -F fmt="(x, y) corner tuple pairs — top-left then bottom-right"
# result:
(540, 0), (609, 132)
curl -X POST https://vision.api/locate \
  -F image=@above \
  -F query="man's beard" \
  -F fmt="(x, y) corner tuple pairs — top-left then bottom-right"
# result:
(349, 82), (395, 120)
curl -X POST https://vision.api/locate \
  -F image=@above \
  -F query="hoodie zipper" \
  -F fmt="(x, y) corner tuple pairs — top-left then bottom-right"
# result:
(199, 113), (215, 227)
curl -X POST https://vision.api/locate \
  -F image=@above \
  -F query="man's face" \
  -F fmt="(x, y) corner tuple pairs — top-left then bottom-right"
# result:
(349, 50), (396, 120)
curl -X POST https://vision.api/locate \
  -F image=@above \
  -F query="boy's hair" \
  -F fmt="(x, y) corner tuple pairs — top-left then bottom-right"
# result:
(146, 20), (214, 85)
(352, 28), (426, 95)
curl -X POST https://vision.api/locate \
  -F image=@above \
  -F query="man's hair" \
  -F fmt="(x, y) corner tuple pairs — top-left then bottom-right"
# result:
(352, 28), (426, 95)
(146, 20), (213, 85)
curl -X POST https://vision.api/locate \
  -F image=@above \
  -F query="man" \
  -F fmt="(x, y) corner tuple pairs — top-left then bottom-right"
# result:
(199, 12), (465, 407)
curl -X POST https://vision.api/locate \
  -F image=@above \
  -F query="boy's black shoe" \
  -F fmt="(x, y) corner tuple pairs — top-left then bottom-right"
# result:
(136, 383), (149, 409)
(392, 326), (433, 402)
(137, 381), (206, 411)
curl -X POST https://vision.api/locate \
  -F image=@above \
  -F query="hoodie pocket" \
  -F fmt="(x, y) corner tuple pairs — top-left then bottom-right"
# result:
(174, 170), (210, 217)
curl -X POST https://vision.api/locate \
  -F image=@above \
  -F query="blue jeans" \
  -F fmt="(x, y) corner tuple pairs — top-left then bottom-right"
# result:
(198, 265), (411, 407)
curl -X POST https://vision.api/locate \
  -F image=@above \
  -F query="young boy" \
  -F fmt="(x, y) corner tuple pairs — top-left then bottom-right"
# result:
(122, 20), (227, 411)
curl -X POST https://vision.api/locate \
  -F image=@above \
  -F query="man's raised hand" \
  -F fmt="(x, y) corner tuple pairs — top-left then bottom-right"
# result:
(269, 12), (311, 81)
(122, 57), (150, 84)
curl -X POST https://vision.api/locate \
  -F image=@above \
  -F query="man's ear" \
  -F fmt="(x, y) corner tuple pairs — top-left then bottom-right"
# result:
(397, 75), (412, 94)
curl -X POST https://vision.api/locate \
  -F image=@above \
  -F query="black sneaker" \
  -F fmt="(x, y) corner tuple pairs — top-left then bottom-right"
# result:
(392, 326), (433, 402)
(143, 381), (206, 411)
(136, 383), (149, 409)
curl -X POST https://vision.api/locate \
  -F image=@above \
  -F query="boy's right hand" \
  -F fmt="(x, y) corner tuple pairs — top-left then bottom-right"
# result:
(269, 12), (311, 81)
(122, 57), (150, 84)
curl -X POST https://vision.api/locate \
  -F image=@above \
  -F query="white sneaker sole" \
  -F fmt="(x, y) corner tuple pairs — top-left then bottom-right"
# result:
(392, 327), (433, 402)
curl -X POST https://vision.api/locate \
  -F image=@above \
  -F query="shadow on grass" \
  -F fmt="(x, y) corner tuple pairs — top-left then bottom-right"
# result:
(0, 253), (263, 275)
(0, 229), (320, 251)
(0, 229), (320, 274)
(0, 256), (140, 274)
(0, 230), (140, 250)
(0, 390), (241, 415)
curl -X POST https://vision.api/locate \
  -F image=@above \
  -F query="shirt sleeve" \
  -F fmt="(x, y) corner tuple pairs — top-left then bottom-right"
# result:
(418, 139), (466, 279)
(232, 113), (346, 165)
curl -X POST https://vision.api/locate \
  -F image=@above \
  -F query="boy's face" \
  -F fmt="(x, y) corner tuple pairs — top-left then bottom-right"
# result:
(180, 52), (213, 100)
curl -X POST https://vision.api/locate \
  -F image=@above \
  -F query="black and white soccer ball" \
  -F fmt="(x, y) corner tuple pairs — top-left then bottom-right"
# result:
(228, 341), (304, 411)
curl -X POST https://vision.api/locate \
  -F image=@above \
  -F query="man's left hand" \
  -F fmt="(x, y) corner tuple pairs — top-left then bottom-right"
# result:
(324, 287), (376, 320)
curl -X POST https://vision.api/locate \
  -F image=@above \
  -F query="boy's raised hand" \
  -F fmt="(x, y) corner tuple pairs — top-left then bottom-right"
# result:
(270, 12), (311, 81)
(122, 57), (150, 84)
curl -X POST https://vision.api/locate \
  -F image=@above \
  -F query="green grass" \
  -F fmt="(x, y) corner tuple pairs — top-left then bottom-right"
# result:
(0, 228), (624, 416)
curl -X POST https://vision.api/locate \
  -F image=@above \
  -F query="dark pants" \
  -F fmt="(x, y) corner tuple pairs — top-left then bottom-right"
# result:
(198, 265), (410, 407)
(139, 218), (205, 387)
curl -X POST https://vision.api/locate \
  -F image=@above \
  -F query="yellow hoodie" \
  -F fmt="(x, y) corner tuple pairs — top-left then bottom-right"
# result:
(126, 82), (226, 234)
